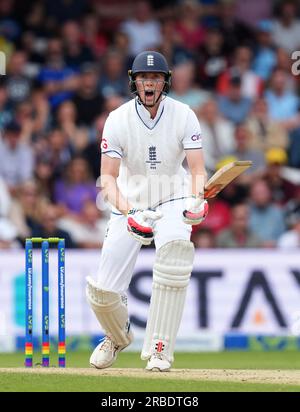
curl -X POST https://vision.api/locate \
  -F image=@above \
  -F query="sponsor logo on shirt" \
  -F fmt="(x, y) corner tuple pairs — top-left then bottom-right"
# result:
(191, 133), (201, 142)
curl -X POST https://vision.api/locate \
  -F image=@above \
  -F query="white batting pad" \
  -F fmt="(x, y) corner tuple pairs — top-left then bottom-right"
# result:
(86, 276), (132, 347)
(141, 240), (194, 362)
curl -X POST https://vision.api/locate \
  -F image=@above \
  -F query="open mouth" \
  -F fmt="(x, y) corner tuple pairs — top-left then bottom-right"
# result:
(145, 91), (155, 97)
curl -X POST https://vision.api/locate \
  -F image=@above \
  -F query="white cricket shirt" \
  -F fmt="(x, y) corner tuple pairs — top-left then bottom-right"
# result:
(101, 96), (202, 210)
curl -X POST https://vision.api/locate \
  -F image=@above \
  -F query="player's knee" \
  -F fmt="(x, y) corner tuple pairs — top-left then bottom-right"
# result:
(154, 240), (194, 287)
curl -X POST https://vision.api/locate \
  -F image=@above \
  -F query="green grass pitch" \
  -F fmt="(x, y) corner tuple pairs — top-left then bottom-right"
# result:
(0, 351), (300, 392)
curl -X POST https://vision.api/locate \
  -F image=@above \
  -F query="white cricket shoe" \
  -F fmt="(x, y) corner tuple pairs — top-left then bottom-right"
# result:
(90, 334), (133, 369)
(145, 353), (171, 372)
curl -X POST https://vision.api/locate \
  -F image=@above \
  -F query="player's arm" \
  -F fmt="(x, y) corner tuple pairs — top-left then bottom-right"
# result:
(101, 154), (132, 216)
(182, 110), (209, 225)
(185, 148), (207, 198)
(100, 114), (132, 216)
(183, 149), (209, 225)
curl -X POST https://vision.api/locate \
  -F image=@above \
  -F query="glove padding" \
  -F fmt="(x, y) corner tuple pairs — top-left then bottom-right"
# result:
(127, 209), (163, 245)
(183, 197), (209, 225)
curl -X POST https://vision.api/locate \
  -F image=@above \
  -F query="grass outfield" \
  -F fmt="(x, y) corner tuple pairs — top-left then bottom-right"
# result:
(0, 351), (300, 392)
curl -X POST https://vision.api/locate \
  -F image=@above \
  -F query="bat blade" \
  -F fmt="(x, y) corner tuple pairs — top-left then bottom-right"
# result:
(204, 161), (252, 199)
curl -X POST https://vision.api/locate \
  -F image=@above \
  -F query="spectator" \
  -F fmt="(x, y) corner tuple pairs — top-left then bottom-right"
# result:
(121, 0), (162, 56)
(0, 217), (18, 249)
(0, 80), (12, 128)
(55, 101), (89, 153)
(23, 2), (48, 38)
(263, 148), (297, 206)
(103, 94), (126, 114)
(278, 211), (300, 249)
(0, 176), (16, 248)
(252, 20), (277, 81)
(62, 20), (95, 70)
(246, 98), (289, 153)
(0, 0), (17, 22)
(217, 70), (252, 124)
(59, 200), (108, 248)
(92, 0), (134, 32)
(99, 50), (129, 98)
(37, 128), (73, 180)
(175, 0), (206, 51)
(159, 18), (194, 67)
(112, 30), (132, 65)
(9, 180), (46, 239)
(249, 180), (286, 247)
(199, 99), (235, 174)
(54, 157), (97, 216)
(192, 227), (216, 249)
(232, 124), (266, 175)
(169, 61), (210, 110)
(45, 0), (87, 25)
(218, 0), (254, 54)
(34, 158), (55, 201)
(38, 37), (79, 109)
(265, 68), (300, 125)
(81, 13), (108, 59)
(217, 203), (261, 248)
(0, 121), (34, 193)
(272, 0), (300, 53)
(82, 112), (109, 180)
(235, 0), (273, 29)
(217, 46), (263, 99)
(72, 63), (104, 126)
(30, 86), (50, 136)
(284, 186), (300, 226)
(14, 100), (35, 142)
(31, 203), (76, 248)
(288, 129), (300, 169)
(6, 50), (31, 107)
(275, 48), (296, 91)
(198, 27), (227, 91)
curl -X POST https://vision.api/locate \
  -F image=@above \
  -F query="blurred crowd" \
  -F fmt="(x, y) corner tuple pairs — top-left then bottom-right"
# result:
(0, 0), (300, 249)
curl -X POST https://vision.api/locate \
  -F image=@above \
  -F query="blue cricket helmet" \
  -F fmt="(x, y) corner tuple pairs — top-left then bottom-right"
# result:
(128, 51), (172, 94)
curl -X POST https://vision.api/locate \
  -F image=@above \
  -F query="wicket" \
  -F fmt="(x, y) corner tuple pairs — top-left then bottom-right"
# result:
(25, 238), (66, 368)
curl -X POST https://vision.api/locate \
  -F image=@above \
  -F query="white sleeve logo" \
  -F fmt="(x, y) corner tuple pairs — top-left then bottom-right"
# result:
(147, 55), (154, 66)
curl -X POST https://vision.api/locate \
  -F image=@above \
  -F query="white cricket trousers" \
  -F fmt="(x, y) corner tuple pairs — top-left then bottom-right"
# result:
(96, 199), (192, 293)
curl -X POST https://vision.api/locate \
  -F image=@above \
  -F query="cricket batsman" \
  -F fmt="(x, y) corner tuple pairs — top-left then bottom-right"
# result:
(86, 51), (208, 371)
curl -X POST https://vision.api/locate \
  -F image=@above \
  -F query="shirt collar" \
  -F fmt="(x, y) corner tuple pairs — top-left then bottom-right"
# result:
(135, 97), (165, 128)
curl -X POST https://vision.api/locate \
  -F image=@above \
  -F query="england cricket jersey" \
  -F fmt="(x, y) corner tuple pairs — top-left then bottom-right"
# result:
(101, 96), (202, 210)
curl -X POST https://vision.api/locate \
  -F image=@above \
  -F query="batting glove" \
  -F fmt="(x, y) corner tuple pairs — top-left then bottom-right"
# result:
(127, 209), (163, 245)
(183, 196), (209, 225)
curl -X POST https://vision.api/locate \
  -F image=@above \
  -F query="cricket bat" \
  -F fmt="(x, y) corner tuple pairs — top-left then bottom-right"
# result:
(204, 160), (252, 199)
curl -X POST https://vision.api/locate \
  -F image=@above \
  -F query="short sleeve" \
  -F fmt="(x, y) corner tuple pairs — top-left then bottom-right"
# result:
(101, 114), (123, 159)
(182, 109), (202, 150)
